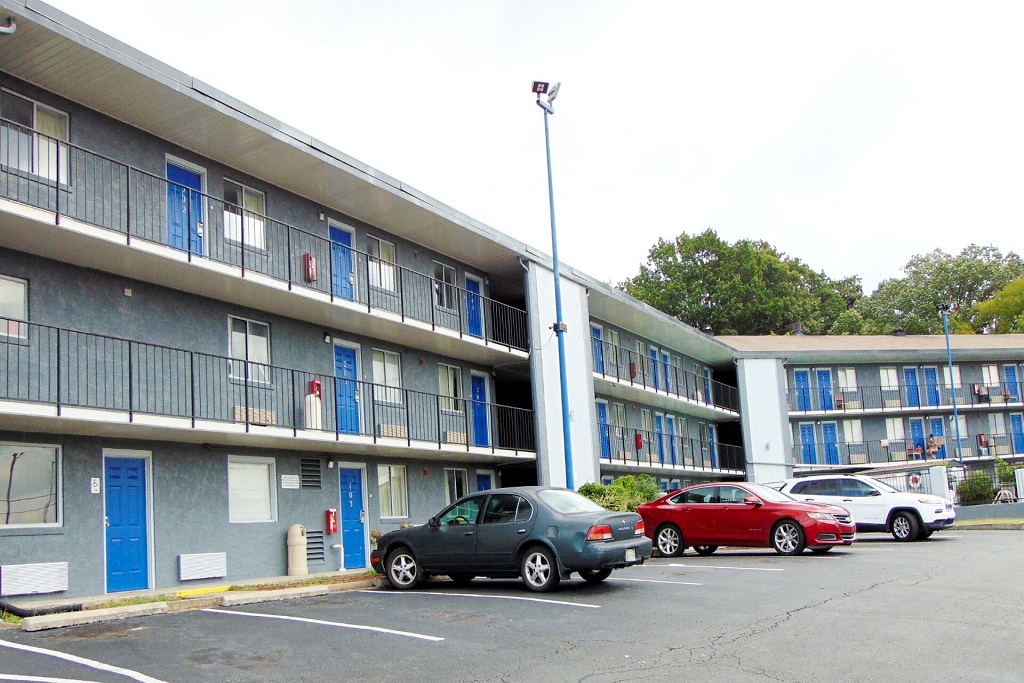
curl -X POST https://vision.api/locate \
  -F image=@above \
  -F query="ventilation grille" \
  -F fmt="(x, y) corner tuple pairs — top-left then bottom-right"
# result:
(179, 552), (228, 581)
(1, 562), (69, 596)
(306, 530), (326, 564)
(301, 458), (322, 489)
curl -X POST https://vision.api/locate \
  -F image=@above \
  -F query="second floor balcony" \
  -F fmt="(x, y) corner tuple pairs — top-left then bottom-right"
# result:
(0, 318), (535, 462)
(0, 119), (528, 364)
(787, 381), (1024, 414)
(793, 432), (1024, 467)
(597, 424), (744, 474)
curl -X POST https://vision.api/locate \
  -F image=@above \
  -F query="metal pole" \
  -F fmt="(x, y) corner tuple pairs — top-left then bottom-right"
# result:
(942, 309), (963, 462)
(542, 108), (574, 489)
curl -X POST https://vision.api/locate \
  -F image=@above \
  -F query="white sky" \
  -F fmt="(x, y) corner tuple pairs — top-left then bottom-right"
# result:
(46, 1), (1024, 293)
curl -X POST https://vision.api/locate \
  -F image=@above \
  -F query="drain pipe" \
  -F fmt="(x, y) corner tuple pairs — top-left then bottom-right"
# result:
(0, 599), (81, 618)
(0, 18), (16, 35)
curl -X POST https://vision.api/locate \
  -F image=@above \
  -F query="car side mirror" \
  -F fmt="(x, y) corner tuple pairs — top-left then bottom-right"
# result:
(867, 490), (881, 497)
(743, 497), (763, 506)
(428, 516), (439, 527)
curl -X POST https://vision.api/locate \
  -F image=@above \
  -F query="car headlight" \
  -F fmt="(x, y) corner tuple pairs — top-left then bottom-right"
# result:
(807, 512), (835, 521)
(917, 498), (943, 505)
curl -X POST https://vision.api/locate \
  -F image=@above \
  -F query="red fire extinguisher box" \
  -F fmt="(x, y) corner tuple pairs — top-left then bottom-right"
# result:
(309, 379), (322, 399)
(326, 508), (338, 534)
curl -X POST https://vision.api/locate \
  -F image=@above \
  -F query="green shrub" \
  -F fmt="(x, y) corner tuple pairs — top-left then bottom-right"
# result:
(994, 457), (1018, 485)
(957, 472), (995, 505)
(578, 474), (662, 512)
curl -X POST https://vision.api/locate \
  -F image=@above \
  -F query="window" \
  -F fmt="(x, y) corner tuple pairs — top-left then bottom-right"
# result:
(223, 179), (266, 249)
(640, 409), (653, 438)
(612, 402), (626, 438)
(880, 366), (898, 388)
(943, 364), (962, 387)
(438, 494), (482, 525)
(229, 316), (270, 383)
(636, 341), (647, 376)
(839, 479), (876, 497)
(368, 236), (397, 291)
(445, 468), (468, 505)
(843, 419), (863, 443)
(605, 329), (620, 369)
(228, 455), (276, 523)
(0, 274), (27, 338)
(837, 368), (857, 391)
(885, 417), (905, 440)
(378, 465), (408, 517)
(0, 89), (68, 182)
(682, 486), (715, 504)
(982, 364), (1000, 387)
(989, 413), (1006, 436)
(433, 262), (457, 310)
(372, 349), (402, 404)
(718, 485), (749, 503)
(438, 364), (463, 412)
(0, 443), (60, 527)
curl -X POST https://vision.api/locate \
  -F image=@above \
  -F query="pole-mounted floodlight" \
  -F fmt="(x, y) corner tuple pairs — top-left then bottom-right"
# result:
(939, 304), (964, 464)
(531, 79), (574, 489)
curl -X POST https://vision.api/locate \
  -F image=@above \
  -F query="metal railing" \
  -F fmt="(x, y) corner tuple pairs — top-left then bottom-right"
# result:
(0, 318), (535, 454)
(787, 381), (1024, 413)
(596, 424), (743, 472)
(792, 434), (1024, 467)
(591, 339), (740, 412)
(0, 118), (529, 352)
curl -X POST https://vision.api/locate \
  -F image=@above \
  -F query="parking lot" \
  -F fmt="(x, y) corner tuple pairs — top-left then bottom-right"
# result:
(2, 531), (1022, 682)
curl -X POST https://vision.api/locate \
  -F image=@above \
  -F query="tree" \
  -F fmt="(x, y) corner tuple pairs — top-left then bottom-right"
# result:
(973, 276), (1024, 333)
(620, 229), (861, 335)
(857, 245), (1023, 334)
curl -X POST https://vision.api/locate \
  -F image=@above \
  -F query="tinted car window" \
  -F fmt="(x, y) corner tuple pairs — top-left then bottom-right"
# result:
(718, 485), (749, 503)
(482, 494), (529, 524)
(537, 489), (605, 513)
(840, 479), (876, 497)
(684, 486), (715, 504)
(515, 497), (534, 522)
(438, 496), (483, 525)
(795, 480), (840, 496)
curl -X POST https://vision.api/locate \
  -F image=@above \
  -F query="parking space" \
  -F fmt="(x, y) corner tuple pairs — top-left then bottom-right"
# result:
(2, 532), (1022, 682)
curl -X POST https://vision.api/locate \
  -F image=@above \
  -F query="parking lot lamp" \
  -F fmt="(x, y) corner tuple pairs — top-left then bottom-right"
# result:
(939, 304), (964, 463)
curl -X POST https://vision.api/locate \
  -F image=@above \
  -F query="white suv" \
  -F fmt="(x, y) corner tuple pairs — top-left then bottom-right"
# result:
(768, 474), (955, 541)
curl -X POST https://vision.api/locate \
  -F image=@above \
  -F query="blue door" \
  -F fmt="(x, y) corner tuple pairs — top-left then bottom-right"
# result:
(822, 422), (839, 465)
(591, 326), (604, 374)
(924, 367), (940, 406)
(330, 227), (355, 301)
(703, 368), (713, 404)
(817, 369), (834, 410)
(904, 368), (921, 407)
(1005, 366), (1020, 402)
(466, 278), (483, 338)
(666, 416), (677, 465)
(471, 374), (489, 447)
(166, 162), (203, 255)
(105, 458), (148, 592)
(661, 351), (672, 394)
(1010, 414), (1024, 454)
(800, 423), (817, 464)
(654, 414), (665, 463)
(334, 345), (359, 434)
(909, 418), (925, 458)
(476, 473), (493, 491)
(794, 370), (811, 411)
(929, 417), (947, 459)
(339, 468), (366, 569)
(650, 349), (660, 390)
(708, 424), (718, 468)
(596, 402), (611, 459)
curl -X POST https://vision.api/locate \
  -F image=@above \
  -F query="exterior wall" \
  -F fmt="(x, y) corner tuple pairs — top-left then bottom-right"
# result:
(526, 262), (599, 487)
(737, 358), (792, 482)
(588, 317), (711, 383)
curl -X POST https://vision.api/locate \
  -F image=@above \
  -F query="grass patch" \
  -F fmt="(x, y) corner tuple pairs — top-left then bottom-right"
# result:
(87, 594), (176, 610)
(229, 571), (378, 592)
(955, 517), (1024, 526)
(1, 611), (23, 625)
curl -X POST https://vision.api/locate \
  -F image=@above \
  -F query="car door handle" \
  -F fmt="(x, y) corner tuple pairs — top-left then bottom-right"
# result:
(805, 498), (815, 501)
(463, 531), (474, 537)
(516, 529), (527, 534)
(842, 499), (854, 502)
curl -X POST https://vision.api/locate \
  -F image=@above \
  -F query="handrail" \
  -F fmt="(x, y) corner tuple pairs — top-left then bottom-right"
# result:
(791, 434), (1018, 467)
(786, 381), (1024, 413)
(595, 424), (744, 471)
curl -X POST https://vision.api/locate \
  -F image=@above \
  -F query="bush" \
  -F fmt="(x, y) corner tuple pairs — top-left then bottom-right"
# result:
(957, 472), (995, 505)
(578, 474), (662, 512)
(994, 457), (1018, 485)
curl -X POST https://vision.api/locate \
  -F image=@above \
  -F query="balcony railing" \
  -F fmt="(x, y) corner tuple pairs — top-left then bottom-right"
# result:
(0, 318), (535, 454)
(596, 424), (743, 472)
(787, 381), (1024, 413)
(0, 118), (528, 352)
(591, 339), (740, 412)
(793, 434), (1024, 467)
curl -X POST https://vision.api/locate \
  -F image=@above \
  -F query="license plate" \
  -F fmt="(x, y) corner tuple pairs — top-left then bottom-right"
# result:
(625, 548), (636, 562)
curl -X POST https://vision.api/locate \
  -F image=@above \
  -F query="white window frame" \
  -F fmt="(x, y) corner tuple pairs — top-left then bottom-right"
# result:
(433, 261), (457, 310)
(989, 413), (1006, 436)
(228, 316), (270, 384)
(982, 364), (1000, 388)
(372, 349), (403, 405)
(636, 341), (648, 378)
(367, 235), (397, 292)
(842, 419), (863, 444)
(228, 455), (277, 523)
(223, 178), (266, 250)
(0, 274), (27, 339)
(885, 417), (905, 440)
(605, 329), (620, 370)
(378, 464), (408, 518)
(0, 88), (68, 183)
(444, 468), (469, 505)
(837, 368), (857, 391)
(640, 408), (654, 437)
(0, 442), (61, 528)
(611, 402), (627, 439)
(438, 363), (463, 413)
(880, 366), (899, 388)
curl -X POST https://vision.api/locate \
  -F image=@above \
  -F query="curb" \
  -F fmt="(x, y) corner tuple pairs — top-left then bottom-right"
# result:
(21, 603), (169, 632)
(955, 523), (1024, 531)
(220, 585), (328, 606)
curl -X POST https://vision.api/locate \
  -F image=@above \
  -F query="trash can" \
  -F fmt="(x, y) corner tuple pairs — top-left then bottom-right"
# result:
(286, 523), (308, 576)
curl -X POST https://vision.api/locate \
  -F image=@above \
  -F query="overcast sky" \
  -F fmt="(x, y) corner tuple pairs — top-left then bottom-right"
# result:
(47, 1), (1024, 293)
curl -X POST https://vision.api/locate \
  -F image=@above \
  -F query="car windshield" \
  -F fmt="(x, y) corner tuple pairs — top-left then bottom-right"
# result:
(860, 476), (898, 493)
(745, 483), (796, 503)
(537, 489), (606, 513)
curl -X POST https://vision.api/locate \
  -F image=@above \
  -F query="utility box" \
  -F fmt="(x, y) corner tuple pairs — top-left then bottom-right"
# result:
(286, 523), (308, 576)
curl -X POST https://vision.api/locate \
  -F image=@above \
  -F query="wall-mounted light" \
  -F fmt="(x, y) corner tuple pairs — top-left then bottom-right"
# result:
(318, 210), (325, 221)
(323, 332), (331, 343)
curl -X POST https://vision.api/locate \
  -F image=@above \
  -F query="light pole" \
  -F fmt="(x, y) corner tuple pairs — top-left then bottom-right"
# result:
(532, 80), (574, 489)
(939, 305), (964, 464)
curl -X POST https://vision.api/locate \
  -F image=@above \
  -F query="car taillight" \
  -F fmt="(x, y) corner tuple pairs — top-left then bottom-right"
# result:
(586, 524), (613, 542)
(634, 520), (645, 536)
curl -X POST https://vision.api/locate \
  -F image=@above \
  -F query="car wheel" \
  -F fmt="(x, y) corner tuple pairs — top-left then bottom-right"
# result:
(520, 546), (560, 593)
(693, 545), (718, 556)
(656, 524), (684, 557)
(385, 547), (421, 590)
(810, 547), (832, 554)
(579, 568), (612, 584)
(917, 527), (934, 540)
(891, 511), (919, 542)
(771, 520), (806, 555)
(448, 574), (475, 586)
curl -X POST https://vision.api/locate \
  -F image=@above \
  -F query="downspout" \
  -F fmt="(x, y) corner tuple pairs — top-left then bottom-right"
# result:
(0, 18), (16, 35)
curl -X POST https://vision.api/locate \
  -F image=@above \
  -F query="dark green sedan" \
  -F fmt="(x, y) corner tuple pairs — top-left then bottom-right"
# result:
(370, 486), (652, 592)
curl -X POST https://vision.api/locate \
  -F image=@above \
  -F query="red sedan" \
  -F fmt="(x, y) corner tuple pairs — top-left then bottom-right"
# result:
(638, 482), (855, 556)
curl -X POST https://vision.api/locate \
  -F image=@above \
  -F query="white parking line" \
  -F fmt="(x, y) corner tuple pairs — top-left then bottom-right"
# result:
(201, 608), (444, 641)
(0, 675), (106, 682)
(664, 563), (784, 572)
(607, 578), (703, 586)
(0, 640), (169, 683)
(360, 590), (600, 609)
